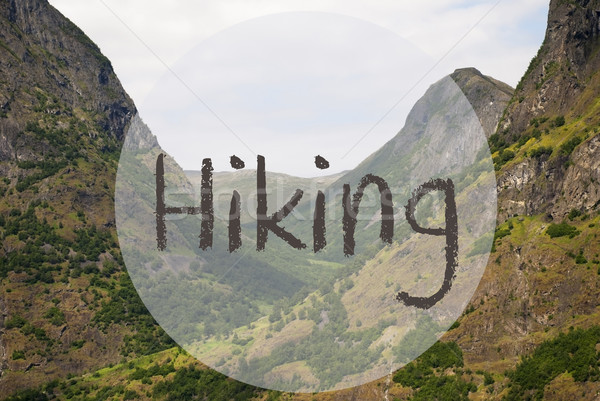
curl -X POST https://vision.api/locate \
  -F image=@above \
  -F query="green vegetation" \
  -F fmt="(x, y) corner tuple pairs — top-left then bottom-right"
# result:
(21, 322), (50, 345)
(546, 222), (580, 238)
(530, 116), (549, 128)
(489, 222), (513, 253)
(505, 326), (600, 400)
(129, 363), (175, 381)
(483, 371), (495, 386)
(574, 249), (588, 264)
(514, 43), (546, 93)
(560, 136), (582, 156)
(15, 160), (68, 192)
(495, 228), (511, 240)
(239, 290), (388, 391)
(5, 314), (28, 329)
(553, 115), (565, 127)
(12, 350), (25, 360)
(0, 201), (175, 362)
(152, 366), (258, 401)
(44, 306), (65, 326)
(493, 149), (515, 170)
(393, 341), (475, 401)
(529, 146), (553, 158)
(466, 232), (493, 257)
(488, 133), (507, 154)
(94, 274), (175, 356)
(393, 315), (442, 363)
(5, 388), (49, 401)
(568, 208), (583, 220)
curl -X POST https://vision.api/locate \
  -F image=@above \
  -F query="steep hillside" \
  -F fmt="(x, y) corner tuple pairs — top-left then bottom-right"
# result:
(6, 0), (600, 399)
(0, 0), (174, 395)
(499, 0), (600, 140)
(436, 0), (600, 399)
(494, 0), (600, 220)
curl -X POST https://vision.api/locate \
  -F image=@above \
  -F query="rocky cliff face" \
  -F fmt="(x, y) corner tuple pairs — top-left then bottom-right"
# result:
(500, 0), (600, 139)
(0, 0), (137, 222)
(497, 134), (600, 220)
(0, 0), (134, 164)
(439, 0), (600, 388)
(494, 0), (600, 221)
(451, 67), (513, 138)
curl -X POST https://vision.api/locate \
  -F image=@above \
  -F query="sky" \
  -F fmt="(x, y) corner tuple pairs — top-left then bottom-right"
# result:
(48, 0), (550, 176)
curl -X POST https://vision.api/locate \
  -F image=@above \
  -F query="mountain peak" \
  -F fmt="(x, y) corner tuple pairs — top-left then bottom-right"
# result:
(450, 67), (514, 138)
(0, 0), (134, 154)
(452, 67), (483, 77)
(499, 0), (600, 140)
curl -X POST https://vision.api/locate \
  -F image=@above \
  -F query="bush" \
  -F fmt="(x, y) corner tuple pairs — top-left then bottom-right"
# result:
(505, 326), (600, 400)
(11, 350), (25, 360)
(517, 134), (531, 147)
(151, 366), (258, 401)
(393, 341), (473, 401)
(493, 149), (515, 170)
(546, 222), (579, 238)
(273, 320), (285, 332)
(4, 388), (48, 401)
(123, 390), (139, 400)
(448, 321), (460, 330)
(553, 115), (565, 127)
(575, 253), (588, 265)
(494, 228), (511, 240)
(530, 116), (549, 127)
(488, 133), (506, 154)
(560, 136), (582, 156)
(530, 146), (553, 158)
(5, 315), (27, 329)
(568, 208), (582, 220)
(44, 307), (65, 326)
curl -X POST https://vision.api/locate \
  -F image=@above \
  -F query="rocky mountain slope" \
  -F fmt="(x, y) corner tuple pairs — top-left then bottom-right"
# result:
(451, 67), (514, 138)
(3, 0), (600, 400)
(441, 0), (600, 398)
(0, 0), (175, 395)
(496, 0), (600, 221)
(500, 0), (600, 139)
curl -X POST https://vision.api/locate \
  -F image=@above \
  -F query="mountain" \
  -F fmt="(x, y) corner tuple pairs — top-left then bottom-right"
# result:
(450, 67), (514, 138)
(0, 0), (176, 396)
(438, 0), (600, 399)
(492, 0), (600, 222)
(0, 0), (512, 395)
(500, 0), (600, 140)
(114, 68), (502, 392)
(4, 0), (600, 399)
(290, 1), (600, 396)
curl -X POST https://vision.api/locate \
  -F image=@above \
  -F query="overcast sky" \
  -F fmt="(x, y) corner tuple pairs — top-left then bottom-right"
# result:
(48, 0), (549, 176)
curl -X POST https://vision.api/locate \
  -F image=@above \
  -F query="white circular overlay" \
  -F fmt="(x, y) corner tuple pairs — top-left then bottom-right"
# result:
(115, 12), (496, 393)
